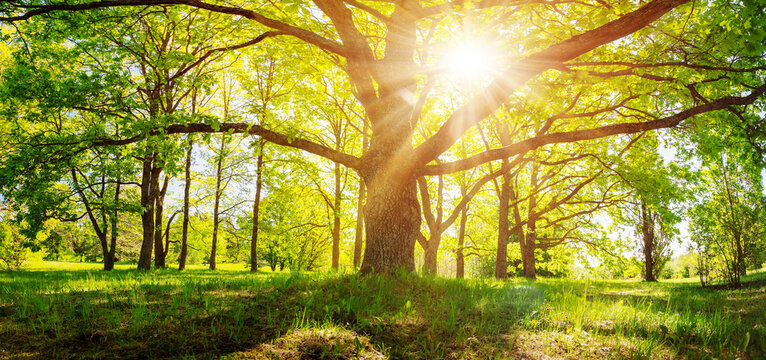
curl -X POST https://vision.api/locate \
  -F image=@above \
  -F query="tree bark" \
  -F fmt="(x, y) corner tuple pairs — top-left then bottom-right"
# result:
(359, 172), (420, 274)
(641, 200), (657, 282)
(521, 163), (539, 279)
(137, 155), (155, 270)
(495, 168), (511, 279)
(456, 206), (467, 278)
(251, 139), (264, 272)
(179, 137), (193, 270)
(331, 160), (342, 270)
(153, 174), (168, 268)
(210, 134), (226, 270)
(105, 181), (120, 271)
(353, 120), (369, 269)
(423, 232), (441, 275)
(353, 179), (365, 269)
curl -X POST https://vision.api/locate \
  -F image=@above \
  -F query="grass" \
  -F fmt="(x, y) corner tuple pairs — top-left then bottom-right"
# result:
(0, 263), (764, 359)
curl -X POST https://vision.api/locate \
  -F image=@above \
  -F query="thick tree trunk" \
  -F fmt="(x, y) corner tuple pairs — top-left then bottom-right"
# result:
(210, 134), (226, 270)
(153, 174), (168, 269)
(179, 137), (193, 271)
(331, 161), (342, 270)
(251, 140), (264, 272)
(456, 206), (467, 279)
(495, 168), (511, 279)
(359, 175), (420, 274)
(137, 155), (155, 270)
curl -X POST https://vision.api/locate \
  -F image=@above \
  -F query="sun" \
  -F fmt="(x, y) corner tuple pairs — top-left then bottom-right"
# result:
(441, 40), (499, 83)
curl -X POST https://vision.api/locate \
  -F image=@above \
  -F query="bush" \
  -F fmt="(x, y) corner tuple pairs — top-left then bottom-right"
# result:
(0, 222), (26, 270)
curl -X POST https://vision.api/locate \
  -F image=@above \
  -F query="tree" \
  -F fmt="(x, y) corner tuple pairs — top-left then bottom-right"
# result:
(690, 152), (765, 287)
(2, 0), (766, 274)
(635, 198), (672, 282)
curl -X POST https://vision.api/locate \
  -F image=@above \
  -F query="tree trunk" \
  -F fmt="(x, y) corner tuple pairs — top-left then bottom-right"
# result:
(641, 200), (657, 282)
(251, 140), (264, 272)
(331, 160), (342, 270)
(359, 175), (420, 274)
(153, 174), (168, 269)
(521, 163), (539, 280)
(105, 181), (120, 271)
(495, 168), (511, 279)
(353, 120), (369, 269)
(456, 206), (467, 279)
(353, 179), (366, 269)
(521, 235), (536, 279)
(179, 136), (193, 271)
(423, 232), (441, 275)
(210, 134), (226, 270)
(137, 155), (155, 271)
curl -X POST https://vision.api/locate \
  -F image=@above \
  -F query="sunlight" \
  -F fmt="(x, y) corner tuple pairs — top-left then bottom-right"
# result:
(441, 40), (499, 83)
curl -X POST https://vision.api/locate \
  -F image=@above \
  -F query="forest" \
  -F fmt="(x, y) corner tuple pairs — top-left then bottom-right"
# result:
(0, 0), (765, 359)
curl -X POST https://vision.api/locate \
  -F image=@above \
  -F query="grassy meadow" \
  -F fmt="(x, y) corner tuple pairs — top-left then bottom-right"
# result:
(1, 262), (764, 359)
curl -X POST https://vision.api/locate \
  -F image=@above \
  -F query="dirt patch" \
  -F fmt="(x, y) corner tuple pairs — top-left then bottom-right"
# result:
(222, 327), (386, 360)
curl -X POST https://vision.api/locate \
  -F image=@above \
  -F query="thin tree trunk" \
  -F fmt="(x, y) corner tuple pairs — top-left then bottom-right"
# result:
(179, 137), (193, 270)
(153, 174), (169, 268)
(456, 206), (467, 279)
(495, 168), (511, 279)
(423, 233), (441, 275)
(522, 163), (539, 280)
(332, 160), (342, 270)
(353, 120), (369, 269)
(105, 181), (120, 271)
(353, 180), (366, 269)
(210, 134), (226, 270)
(641, 200), (657, 282)
(251, 140), (264, 272)
(138, 155), (155, 271)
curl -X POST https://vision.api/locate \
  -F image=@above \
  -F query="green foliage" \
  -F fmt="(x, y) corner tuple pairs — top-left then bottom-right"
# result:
(0, 220), (25, 269)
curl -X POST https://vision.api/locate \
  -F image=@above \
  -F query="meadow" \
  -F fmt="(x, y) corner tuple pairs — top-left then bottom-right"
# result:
(1, 262), (764, 359)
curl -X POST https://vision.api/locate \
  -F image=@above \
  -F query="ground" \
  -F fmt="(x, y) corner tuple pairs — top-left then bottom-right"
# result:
(0, 262), (764, 359)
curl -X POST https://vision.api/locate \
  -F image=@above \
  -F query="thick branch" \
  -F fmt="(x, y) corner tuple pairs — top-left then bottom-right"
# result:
(423, 83), (766, 175)
(413, 0), (690, 167)
(90, 122), (361, 169)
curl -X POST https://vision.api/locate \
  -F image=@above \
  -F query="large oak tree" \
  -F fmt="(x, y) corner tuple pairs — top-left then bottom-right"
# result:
(2, 0), (765, 274)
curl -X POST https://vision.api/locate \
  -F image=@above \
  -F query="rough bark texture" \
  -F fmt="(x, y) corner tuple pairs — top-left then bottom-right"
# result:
(360, 177), (419, 274)
(251, 140), (264, 272)
(179, 137), (193, 271)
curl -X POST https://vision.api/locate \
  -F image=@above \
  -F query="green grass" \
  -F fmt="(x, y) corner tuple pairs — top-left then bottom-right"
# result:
(1, 263), (764, 359)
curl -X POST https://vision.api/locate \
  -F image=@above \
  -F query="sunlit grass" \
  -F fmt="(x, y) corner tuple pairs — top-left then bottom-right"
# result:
(1, 263), (764, 359)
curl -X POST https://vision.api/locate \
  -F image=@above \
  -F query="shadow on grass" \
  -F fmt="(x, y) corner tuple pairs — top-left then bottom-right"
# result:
(0, 269), (544, 359)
